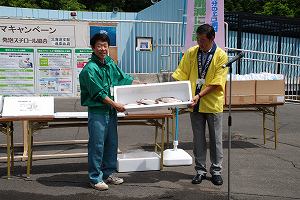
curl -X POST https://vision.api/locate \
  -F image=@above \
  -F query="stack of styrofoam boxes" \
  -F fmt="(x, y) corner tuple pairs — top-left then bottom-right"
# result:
(225, 73), (285, 105)
(114, 81), (192, 172)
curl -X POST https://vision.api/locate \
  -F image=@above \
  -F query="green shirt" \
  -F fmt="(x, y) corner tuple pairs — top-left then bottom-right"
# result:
(79, 53), (133, 113)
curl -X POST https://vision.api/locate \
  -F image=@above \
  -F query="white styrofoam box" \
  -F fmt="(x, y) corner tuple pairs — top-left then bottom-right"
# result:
(114, 81), (192, 111)
(0, 95), (3, 115)
(117, 151), (161, 172)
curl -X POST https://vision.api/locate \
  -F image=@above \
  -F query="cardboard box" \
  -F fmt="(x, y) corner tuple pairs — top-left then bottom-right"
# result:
(114, 81), (192, 111)
(256, 80), (285, 104)
(225, 80), (256, 105)
(117, 151), (160, 172)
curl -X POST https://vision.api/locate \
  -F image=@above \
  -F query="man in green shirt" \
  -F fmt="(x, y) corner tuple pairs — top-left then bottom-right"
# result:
(79, 33), (139, 191)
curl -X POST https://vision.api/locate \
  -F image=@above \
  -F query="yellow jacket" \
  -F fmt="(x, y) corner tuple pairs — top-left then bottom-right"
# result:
(172, 45), (228, 113)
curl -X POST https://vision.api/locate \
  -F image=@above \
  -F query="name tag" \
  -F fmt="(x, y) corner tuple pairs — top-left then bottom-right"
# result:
(196, 79), (205, 88)
(110, 87), (114, 96)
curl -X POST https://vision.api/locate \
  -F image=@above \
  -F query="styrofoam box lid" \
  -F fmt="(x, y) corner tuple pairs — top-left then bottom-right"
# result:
(118, 151), (161, 160)
(114, 81), (192, 111)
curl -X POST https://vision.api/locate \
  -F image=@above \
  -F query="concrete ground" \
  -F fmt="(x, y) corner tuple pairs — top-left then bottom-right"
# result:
(0, 99), (299, 200)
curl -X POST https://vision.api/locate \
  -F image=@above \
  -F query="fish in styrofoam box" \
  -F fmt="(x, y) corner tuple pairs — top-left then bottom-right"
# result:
(114, 81), (192, 111)
(156, 97), (183, 103)
(136, 98), (157, 105)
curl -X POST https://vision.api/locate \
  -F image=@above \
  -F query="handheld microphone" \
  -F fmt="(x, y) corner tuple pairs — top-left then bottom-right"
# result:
(223, 51), (244, 68)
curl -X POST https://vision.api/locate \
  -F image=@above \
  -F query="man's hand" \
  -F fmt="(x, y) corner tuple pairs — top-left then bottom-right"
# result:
(113, 102), (126, 112)
(190, 94), (200, 108)
(103, 96), (126, 112)
(132, 80), (141, 84)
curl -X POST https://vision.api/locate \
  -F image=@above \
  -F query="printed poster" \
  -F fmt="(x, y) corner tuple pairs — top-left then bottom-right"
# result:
(36, 48), (73, 96)
(75, 49), (93, 96)
(0, 48), (34, 95)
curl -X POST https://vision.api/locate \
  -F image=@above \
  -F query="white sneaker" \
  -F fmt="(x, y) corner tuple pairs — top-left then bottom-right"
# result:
(106, 174), (124, 185)
(90, 181), (109, 191)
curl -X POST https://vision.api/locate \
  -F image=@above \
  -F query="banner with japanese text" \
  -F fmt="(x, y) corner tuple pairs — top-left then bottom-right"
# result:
(0, 23), (76, 47)
(184, 0), (225, 50)
(205, 0), (225, 49)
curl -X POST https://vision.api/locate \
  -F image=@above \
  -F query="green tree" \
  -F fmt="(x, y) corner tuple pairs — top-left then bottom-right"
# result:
(224, 0), (265, 13)
(258, 1), (294, 17)
(225, 0), (300, 18)
(0, 0), (155, 12)
(0, 0), (39, 8)
(122, 0), (153, 12)
(53, 0), (86, 11)
(0, 0), (86, 10)
(2, 0), (297, 18)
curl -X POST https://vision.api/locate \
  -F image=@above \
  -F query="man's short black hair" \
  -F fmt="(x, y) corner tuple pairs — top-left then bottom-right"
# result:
(196, 24), (215, 40)
(90, 33), (110, 47)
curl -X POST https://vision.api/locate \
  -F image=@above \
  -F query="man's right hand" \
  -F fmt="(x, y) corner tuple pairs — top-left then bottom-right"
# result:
(190, 94), (200, 108)
(113, 102), (126, 112)
(103, 96), (126, 112)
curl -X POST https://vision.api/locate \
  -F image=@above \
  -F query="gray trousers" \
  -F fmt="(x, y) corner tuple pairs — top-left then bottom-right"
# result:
(190, 112), (223, 176)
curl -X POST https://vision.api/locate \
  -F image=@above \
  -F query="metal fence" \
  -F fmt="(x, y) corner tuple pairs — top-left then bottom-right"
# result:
(118, 20), (184, 74)
(225, 12), (300, 49)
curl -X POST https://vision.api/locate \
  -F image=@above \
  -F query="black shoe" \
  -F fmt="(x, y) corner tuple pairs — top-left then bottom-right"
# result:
(211, 175), (223, 185)
(191, 174), (206, 184)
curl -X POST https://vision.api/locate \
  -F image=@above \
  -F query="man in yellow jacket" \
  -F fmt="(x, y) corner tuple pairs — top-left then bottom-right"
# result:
(172, 24), (228, 185)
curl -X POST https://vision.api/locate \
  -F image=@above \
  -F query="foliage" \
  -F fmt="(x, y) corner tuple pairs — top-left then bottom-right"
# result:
(259, 1), (294, 17)
(0, 0), (298, 17)
(225, 0), (299, 18)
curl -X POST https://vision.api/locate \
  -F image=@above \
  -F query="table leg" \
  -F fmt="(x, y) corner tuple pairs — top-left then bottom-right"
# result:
(274, 106), (278, 149)
(26, 121), (33, 178)
(6, 122), (11, 178)
(22, 121), (28, 161)
(155, 124), (158, 153)
(172, 110), (175, 143)
(10, 122), (14, 173)
(166, 117), (169, 148)
(160, 118), (165, 170)
(263, 112), (266, 145)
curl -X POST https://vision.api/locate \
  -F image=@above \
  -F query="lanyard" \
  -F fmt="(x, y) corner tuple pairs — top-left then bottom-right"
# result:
(197, 42), (217, 79)
(193, 43), (217, 112)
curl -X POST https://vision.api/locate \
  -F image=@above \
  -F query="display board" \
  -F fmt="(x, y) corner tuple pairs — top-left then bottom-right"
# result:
(0, 19), (118, 97)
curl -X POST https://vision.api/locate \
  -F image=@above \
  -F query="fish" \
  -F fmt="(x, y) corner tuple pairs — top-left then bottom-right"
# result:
(136, 98), (157, 105)
(155, 97), (182, 103)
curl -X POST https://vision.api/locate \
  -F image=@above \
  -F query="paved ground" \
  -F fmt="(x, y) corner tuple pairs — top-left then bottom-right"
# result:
(0, 99), (299, 200)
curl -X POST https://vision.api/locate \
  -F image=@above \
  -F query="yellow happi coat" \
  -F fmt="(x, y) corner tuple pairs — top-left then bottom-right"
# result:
(172, 45), (228, 113)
